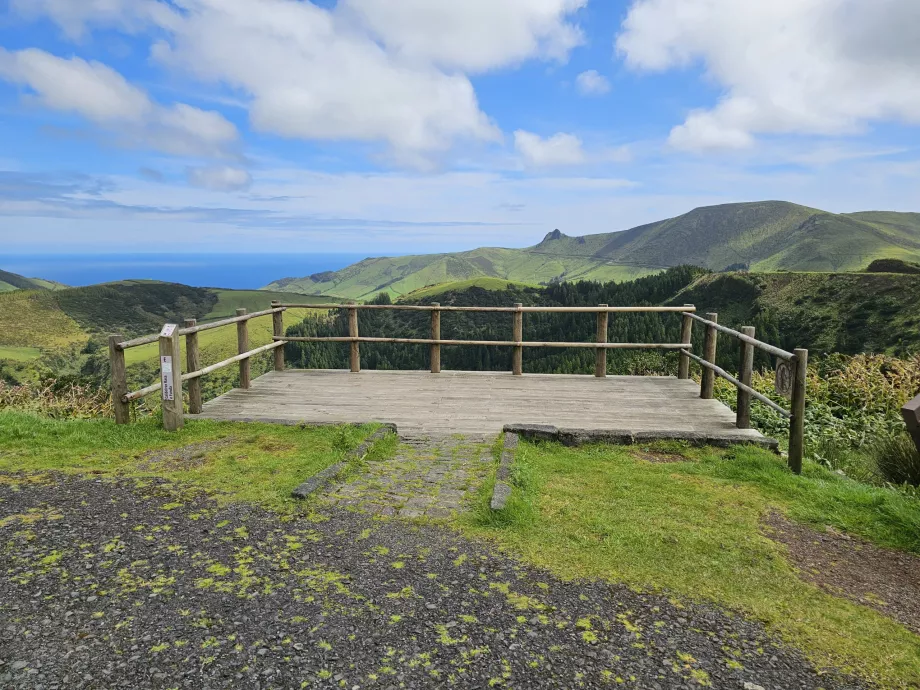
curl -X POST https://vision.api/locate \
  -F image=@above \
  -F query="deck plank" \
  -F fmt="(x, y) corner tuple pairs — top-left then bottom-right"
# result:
(196, 369), (772, 443)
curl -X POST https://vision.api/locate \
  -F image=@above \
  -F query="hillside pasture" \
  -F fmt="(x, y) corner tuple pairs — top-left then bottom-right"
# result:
(0, 291), (88, 350)
(0, 346), (42, 362)
(204, 289), (338, 321)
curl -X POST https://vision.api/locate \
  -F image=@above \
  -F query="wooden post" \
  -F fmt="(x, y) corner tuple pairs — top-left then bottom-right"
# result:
(236, 308), (250, 389)
(595, 304), (608, 378)
(271, 301), (285, 372)
(108, 334), (129, 425)
(678, 305), (694, 380)
(430, 302), (441, 374)
(736, 326), (755, 428)
(700, 312), (718, 399)
(348, 303), (360, 373)
(159, 325), (183, 431)
(788, 348), (809, 474)
(185, 319), (202, 415)
(512, 303), (523, 376)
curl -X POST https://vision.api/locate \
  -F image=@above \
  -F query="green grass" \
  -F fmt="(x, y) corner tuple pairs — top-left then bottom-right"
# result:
(204, 289), (337, 321)
(464, 441), (920, 688)
(0, 411), (385, 510)
(0, 290), (88, 350)
(0, 346), (42, 362)
(398, 277), (539, 302)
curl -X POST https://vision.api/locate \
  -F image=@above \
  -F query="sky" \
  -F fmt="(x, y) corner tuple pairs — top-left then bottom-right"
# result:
(0, 0), (918, 256)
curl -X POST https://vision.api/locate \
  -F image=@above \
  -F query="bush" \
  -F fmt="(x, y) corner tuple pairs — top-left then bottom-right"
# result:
(0, 380), (113, 419)
(871, 433), (920, 487)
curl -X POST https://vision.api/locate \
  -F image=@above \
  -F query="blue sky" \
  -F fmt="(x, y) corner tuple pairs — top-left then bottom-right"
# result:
(0, 0), (918, 255)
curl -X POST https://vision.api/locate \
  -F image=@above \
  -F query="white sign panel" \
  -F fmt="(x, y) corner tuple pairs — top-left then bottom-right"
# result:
(161, 356), (174, 401)
(160, 323), (177, 337)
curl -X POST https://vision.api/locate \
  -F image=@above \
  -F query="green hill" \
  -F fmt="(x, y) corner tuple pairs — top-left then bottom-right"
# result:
(0, 269), (68, 293)
(264, 202), (920, 300)
(398, 277), (539, 302)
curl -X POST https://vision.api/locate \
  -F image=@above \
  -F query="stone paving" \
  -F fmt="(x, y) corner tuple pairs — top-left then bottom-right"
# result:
(322, 434), (494, 519)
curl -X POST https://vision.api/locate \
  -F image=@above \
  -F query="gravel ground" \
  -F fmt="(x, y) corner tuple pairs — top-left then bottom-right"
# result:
(1, 473), (862, 689)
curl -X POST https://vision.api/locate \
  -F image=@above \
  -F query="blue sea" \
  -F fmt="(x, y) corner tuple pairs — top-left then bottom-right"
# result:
(2, 254), (367, 290)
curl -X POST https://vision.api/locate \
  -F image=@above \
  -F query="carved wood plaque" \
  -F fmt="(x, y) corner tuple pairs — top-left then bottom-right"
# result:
(775, 360), (794, 400)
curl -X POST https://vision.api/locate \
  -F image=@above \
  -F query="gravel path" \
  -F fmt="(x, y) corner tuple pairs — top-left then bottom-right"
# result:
(1, 472), (861, 689)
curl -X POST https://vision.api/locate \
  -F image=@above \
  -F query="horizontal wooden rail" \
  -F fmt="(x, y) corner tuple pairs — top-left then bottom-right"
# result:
(116, 308), (286, 350)
(182, 341), (284, 382)
(682, 312), (794, 361)
(275, 336), (687, 350)
(680, 349), (792, 418)
(122, 341), (284, 402)
(280, 303), (696, 314)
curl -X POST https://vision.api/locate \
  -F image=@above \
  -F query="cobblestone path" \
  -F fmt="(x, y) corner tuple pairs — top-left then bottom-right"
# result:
(322, 435), (494, 519)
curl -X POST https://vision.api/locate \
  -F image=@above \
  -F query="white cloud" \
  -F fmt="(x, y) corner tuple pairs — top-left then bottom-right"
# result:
(340, 0), (586, 72)
(0, 48), (239, 158)
(575, 70), (610, 96)
(14, 0), (591, 162)
(617, 0), (920, 151)
(514, 131), (586, 167)
(187, 166), (252, 192)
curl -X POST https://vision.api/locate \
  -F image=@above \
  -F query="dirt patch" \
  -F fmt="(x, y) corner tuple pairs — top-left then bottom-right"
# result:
(763, 512), (920, 635)
(137, 438), (235, 472)
(631, 449), (686, 464)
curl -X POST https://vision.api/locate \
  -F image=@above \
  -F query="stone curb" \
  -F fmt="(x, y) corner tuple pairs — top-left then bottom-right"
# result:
(292, 424), (397, 499)
(502, 423), (780, 452)
(490, 432), (519, 511)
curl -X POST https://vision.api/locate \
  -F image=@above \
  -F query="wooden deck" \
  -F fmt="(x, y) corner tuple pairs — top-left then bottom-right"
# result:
(196, 369), (771, 443)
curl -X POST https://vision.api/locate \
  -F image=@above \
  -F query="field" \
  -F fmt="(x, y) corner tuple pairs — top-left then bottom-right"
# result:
(398, 277), (540, 301)
(0, 346), (42, 362)
(204, 289), (339, 321)
(0, 291), (88, 350)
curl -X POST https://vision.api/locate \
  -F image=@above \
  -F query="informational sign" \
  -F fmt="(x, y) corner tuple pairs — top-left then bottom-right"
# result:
(161, 356), (174, 401)
(775, 360), (794, 400)
(160, 323), (177, 338)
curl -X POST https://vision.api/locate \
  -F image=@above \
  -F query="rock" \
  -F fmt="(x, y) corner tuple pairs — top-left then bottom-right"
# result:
(12, 661), (28, 671)
(743, 683), (766, 690)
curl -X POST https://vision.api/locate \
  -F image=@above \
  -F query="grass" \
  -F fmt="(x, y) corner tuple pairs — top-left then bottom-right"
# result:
(0, 411), (386, 510)
(204, 289), (338, 321)
(463, 440), (920, 688)
(0, 290), (87, 350)
(0, 346), (42, 362)
(398, 278), (539, 302)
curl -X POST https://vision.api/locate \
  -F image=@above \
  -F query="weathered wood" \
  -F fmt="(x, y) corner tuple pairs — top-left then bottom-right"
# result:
(108, 334), (130, 424)
(595, 304), (608, 378)
(117, 333), (160, 350)
(236, 308), (250, 389)
(275, 336), (688, 349)
(512, 303), (523, 376)
(678, 304), (694, 380)
(123, 381), (162, 403)
(683, 311), (794, 361)
(185, 319), (202, 414)
(737, 326), (755, 429)
(700, 312), (718, 399)
(680, 349), (791, 418)
(183, 342), (284, 381)
(788, 348), (808, 474)
(280, 304), (697, 313)
(430, 303), (441, 374)
(198, 369), (773, 442)
(178, 308), (285, 336)
(158, 326), (183, 431)
(903, 394), (920, 455)
(271, 301), (285, 372)
(348, 304), (360, 373)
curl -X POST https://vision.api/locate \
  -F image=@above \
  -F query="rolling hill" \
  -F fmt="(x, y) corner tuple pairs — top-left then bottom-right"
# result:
(264, 201), (920, 300)
(0, 269), (67, 293)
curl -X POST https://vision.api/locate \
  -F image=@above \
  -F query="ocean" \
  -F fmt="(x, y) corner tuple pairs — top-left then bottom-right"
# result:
(1, 253), (367, 290)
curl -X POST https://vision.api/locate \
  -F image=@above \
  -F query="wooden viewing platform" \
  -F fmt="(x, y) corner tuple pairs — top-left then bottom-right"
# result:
(194, 369), (774, 445)
(109, 301), (809, 471)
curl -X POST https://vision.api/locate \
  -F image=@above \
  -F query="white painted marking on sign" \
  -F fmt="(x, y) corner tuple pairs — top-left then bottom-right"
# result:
(161, 356), (174, 401)
(160, 324), (177, 337)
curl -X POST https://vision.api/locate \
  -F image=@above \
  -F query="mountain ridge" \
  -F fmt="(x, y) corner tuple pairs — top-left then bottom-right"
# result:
(262, 201), (920, 300)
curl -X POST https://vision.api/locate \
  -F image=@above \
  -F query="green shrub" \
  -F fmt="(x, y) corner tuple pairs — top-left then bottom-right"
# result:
(871, 433), (920, 487)
(0, 379), (113, 419)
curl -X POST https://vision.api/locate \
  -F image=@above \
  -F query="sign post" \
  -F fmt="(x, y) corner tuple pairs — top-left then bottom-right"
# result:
(904, 394), (920, 456)
(159, 324), (183, 431)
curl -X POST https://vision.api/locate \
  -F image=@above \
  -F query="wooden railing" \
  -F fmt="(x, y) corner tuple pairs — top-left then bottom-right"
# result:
(679, 311), (808, 474)
(108, 300), (809, 474)
(108, 307), (287, 431)
(273, 302), (695, 377)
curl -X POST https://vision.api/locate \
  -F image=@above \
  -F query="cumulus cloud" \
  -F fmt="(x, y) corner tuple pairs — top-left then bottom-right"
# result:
(187, 166), (252, 192)
(15, 0), (587, 161)
(0, 48), (239, 158)
(575, 70), (610, 96)
(617, 0), (920, 151)
(514, 131), (586, 167)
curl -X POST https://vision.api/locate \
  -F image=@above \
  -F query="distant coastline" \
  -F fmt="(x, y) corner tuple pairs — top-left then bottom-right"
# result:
(1, 254), (366, 291)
